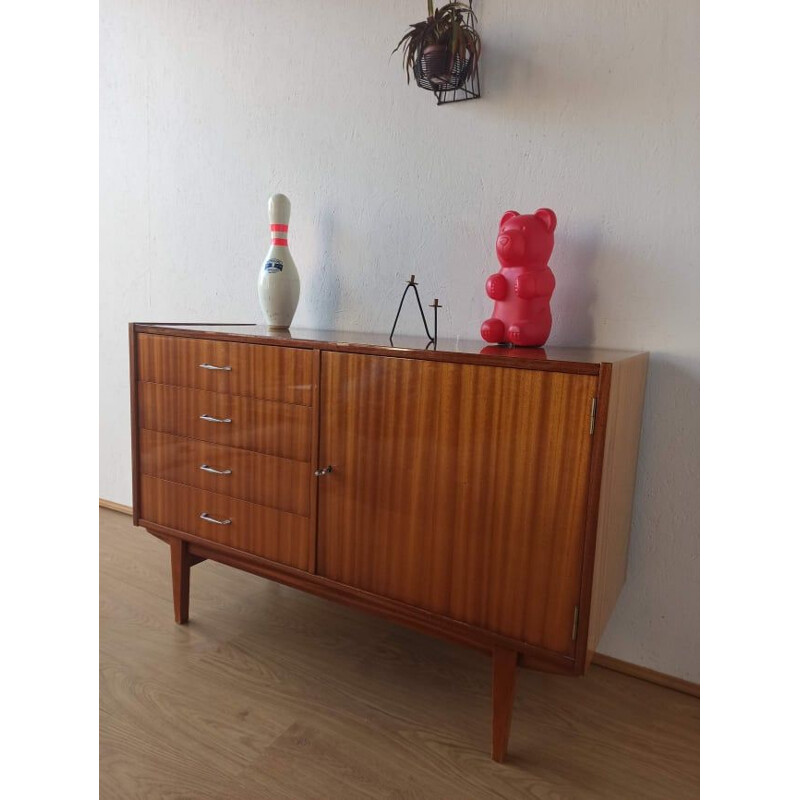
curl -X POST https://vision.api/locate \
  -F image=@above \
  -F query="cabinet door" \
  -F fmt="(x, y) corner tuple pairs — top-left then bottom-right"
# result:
(317, 352), (597, 656)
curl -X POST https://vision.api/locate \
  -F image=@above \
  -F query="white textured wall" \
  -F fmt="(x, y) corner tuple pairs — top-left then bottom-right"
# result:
(101, 0), (699, 681)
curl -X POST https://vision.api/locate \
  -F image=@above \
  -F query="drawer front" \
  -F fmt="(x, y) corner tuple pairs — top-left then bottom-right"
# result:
(140, 476), (310, 569)
(140, 429), (310, 516)
(137, 333), (313, 405)
(138, 382), (311, 462)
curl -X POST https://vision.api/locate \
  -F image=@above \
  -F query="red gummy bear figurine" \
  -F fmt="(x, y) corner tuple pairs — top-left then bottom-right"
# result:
(481, 208), (557, 347)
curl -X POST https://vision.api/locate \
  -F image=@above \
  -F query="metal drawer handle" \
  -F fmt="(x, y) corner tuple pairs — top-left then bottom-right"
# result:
(199, 414), (232, 424)
(198, 363), (232, 371)
(314, 465), (333, 477)
(200, 512), (231, 525)
(200, 464), (232, 475)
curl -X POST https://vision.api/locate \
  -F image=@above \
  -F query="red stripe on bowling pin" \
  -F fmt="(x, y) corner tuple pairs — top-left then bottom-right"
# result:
(271, 223), (289, 245)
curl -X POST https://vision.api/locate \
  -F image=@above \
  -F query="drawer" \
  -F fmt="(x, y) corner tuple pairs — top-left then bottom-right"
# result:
(138, 382), (312, 462)
(140, 475), (310, 569)
(137, 333), (313, 405)
(140, 429), (310, 516)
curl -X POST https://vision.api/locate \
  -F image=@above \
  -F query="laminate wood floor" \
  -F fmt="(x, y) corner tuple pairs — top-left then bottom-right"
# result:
(100, 509), (699, 799)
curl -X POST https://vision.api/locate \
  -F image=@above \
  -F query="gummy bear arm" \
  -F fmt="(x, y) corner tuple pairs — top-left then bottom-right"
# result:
(486, 273), (508, 300)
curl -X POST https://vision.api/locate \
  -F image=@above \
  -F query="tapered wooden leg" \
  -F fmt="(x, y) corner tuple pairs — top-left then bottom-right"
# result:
(491, 647), (518, 763)
(170, 538), (190, 624)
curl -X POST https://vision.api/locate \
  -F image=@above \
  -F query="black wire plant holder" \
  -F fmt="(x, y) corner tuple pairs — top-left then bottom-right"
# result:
(413, 51), (480, 104)
(389, 275), (442, 349)
(412, 1), (481, 106)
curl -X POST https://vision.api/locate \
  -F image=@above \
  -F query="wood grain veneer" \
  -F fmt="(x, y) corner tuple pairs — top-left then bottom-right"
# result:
(139, 428), (309, 516)
(137, 382), (311, 462)
(128, 323), (649, 763)
(307, 350), (322, 573)
(135, 323), (640, 372)
(140, 475), (310, 570)
(317, 351), (596, 656)
(137, 332), (313, 405)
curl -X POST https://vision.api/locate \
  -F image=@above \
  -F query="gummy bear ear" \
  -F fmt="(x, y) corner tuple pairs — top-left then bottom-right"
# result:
(534, 208), (557, 232)
(499, 210), (519, 229)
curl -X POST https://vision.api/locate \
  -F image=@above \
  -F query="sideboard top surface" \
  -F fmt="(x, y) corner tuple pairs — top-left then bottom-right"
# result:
(133, 323), (645, 373)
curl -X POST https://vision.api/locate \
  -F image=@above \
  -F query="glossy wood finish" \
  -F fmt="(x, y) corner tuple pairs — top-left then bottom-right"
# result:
(139, 428), (309, 516)
(492, 648), (519, 763)
(138, 332), (228, 393)
(307, 350), (322, 573)
(138, 382), (312, 462)
(102, 507), (700, 799)
(317, 351), (597, 655)
(585, 353), (649, 667)
(140, 476), (310, 570)
(129, 323), (650, 763)
(137, 323), (643, 373)
(137, 332), (313, 405)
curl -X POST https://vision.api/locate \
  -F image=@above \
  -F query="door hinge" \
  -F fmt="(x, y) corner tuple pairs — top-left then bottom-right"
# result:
(571, 606), (579, 640)
(589, 397), (597, 435)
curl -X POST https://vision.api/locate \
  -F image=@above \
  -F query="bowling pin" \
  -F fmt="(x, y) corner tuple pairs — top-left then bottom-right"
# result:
(257, 193), (300, 329)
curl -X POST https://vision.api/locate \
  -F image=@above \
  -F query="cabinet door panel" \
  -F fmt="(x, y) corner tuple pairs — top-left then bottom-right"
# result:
(317, 353), (445, 611)
(317, 352), (596, 656)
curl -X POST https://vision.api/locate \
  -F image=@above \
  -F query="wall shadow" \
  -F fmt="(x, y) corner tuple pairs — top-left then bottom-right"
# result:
(306, 208), (342, 330)
(551, 225), (601, 345)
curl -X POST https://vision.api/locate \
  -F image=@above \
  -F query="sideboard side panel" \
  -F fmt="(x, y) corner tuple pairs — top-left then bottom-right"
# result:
(129, 324), (141, 525)
(584, 353), (649, 666)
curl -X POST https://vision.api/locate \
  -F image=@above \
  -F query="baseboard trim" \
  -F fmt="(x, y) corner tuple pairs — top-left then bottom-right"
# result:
(99, 496), (699, 697)
(592, 653), (699, 697)
(99, 498), (133, 515)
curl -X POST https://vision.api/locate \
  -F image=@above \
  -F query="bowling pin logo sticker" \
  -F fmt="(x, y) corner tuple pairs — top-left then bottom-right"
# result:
(257, 193), (300, 329)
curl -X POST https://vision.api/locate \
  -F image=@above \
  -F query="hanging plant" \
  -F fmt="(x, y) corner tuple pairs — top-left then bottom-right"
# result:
(393, 2), (482, 92)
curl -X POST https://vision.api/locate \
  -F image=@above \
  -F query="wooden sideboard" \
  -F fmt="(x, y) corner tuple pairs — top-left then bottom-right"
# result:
(129, 323), (648, 762)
